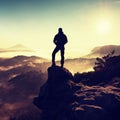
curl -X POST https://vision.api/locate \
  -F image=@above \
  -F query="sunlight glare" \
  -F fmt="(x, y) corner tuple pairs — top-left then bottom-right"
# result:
(97, 20), (110, 34)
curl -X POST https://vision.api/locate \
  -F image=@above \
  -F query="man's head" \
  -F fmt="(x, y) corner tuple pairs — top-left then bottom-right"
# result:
(58, 28), (63, 33)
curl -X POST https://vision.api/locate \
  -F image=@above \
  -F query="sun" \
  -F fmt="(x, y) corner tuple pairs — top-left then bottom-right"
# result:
(97, 20), (110, 34)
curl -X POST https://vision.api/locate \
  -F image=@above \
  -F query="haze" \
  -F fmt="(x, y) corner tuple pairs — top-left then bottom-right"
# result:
(0, 0), (120, 58)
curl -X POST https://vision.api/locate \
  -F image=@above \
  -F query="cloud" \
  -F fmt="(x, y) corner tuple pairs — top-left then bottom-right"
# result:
(113, 0), (120, 4)
(86, 45), (120, 58)
(0, 49), (33, 53)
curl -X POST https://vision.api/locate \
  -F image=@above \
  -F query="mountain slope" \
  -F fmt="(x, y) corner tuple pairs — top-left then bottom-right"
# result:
(0, 70), (46, 120)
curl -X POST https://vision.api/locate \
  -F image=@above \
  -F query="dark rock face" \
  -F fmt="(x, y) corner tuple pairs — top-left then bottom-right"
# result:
(33, 64), (120, 120)
(33, 66), (73, 120)
(71, 83), (120, 120)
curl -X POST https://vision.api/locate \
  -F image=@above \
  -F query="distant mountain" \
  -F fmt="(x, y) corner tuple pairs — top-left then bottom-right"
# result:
(86, 45), (120, 58)
(0, 55), (48, 67)
(0, 44), (34, 53)
(0, 55), (48, 81)
(7, 44), (34, 52)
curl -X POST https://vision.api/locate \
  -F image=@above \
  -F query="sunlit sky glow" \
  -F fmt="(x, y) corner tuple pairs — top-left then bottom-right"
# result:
(0, 0), (120, 59)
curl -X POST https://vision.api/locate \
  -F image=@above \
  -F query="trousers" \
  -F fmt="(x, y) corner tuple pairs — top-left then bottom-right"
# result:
(52, 46), (65, 67)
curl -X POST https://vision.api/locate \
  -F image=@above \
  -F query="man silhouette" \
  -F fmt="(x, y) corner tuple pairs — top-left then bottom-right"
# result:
(52, 28), (68, 67)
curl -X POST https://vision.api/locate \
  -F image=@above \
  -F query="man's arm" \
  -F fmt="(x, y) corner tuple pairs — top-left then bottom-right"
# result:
(64, 35), (68, 44)
(53, 35), (57, 45)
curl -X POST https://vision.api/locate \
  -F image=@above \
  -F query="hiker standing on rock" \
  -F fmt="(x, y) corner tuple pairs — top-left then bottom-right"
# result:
(52, 28), (68, 67)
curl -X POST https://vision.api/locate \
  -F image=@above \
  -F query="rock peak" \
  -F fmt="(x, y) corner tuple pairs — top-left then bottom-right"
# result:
(33, 66), (73, 120)
(48, 66), (73, 82)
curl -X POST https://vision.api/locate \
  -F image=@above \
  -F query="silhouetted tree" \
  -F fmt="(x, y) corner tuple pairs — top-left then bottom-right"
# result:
(93, 50), (115, 71)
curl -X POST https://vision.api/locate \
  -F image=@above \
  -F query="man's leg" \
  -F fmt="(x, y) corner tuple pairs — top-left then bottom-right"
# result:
(60, 47), (65, 67)
(52, 47), (59, 66)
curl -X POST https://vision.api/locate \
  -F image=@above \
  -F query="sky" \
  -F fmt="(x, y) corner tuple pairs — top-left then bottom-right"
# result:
(0, 0), (120, 59)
